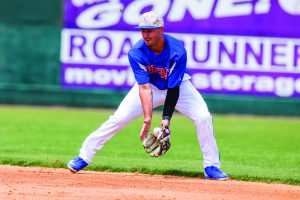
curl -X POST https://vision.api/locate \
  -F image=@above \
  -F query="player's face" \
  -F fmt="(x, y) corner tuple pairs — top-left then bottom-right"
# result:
(141, 27), (164, 48)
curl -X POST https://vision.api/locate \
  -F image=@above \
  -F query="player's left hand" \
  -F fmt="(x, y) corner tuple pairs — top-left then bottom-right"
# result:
(142, 126), (171, 157)
(160, 119), (170, 128)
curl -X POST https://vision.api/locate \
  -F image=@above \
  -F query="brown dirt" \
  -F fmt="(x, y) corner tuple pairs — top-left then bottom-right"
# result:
(0, 165), (299, 200)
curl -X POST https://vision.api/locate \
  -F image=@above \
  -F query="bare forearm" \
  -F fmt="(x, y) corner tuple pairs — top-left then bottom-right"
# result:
(138, 83), (153, 140)
(139, 83), (153, 122)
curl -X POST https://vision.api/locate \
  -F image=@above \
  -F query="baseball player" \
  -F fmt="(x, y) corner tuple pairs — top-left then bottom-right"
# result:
(67, 11), (229, 180)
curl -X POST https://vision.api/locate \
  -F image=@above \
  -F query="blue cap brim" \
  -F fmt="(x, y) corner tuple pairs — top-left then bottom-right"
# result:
(134, 25), (160, 29)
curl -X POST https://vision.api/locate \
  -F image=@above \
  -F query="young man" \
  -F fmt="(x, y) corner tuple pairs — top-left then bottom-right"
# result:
(67, 11), (228, 180)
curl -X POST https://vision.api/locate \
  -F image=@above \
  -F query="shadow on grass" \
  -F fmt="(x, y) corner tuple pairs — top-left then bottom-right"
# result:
(88, 165), (203, 178)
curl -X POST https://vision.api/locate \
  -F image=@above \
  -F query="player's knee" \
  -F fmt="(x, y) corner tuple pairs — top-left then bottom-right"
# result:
(194, 112), (212, 125)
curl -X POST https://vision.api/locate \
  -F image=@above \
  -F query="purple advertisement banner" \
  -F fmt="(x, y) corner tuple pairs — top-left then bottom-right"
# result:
(61, 0), (300, 98)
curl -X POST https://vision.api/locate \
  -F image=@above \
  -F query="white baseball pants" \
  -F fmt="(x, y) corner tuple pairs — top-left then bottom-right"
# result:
(79, 80), (221, 168)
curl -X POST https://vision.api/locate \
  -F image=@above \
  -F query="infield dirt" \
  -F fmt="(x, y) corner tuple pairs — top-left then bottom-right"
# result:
(0, 165), (299, 200)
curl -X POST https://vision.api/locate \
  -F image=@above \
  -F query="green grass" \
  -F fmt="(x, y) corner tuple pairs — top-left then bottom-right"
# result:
(0, 105), (299, 185)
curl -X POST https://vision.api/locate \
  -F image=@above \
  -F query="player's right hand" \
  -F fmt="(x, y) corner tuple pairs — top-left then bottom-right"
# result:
(139, 120), (151, 140)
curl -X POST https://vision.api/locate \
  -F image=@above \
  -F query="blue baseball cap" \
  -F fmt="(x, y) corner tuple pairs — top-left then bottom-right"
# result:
(135, 11), (164, 29)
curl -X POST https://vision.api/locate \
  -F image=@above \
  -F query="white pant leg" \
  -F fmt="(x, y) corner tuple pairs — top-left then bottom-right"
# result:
(175, 80), (220, 168)
(79, 83), (166, 164)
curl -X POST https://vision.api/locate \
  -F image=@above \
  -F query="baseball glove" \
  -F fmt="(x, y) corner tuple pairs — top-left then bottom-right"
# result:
(142, 126), (171, 157)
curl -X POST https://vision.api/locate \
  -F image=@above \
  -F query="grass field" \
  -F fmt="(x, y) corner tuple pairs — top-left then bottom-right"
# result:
(0, 105), (299, 185)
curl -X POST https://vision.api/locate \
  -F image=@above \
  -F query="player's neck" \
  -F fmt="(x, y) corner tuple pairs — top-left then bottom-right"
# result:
(150, 36), (165, 55)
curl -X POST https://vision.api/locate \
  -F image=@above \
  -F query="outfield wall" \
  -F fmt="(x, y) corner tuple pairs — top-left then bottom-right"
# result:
(0, 0), (300, 116)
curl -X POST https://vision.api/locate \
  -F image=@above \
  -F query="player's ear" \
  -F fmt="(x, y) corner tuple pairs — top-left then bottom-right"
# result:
(158, 27), (164, 34)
